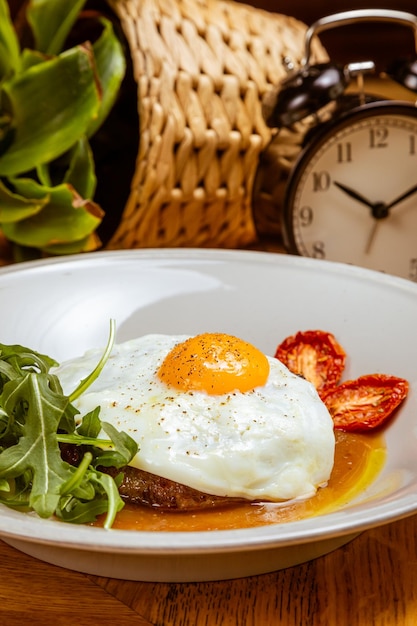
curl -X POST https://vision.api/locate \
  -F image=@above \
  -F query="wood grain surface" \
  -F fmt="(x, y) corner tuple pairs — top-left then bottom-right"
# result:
(1, 513), (417, 625)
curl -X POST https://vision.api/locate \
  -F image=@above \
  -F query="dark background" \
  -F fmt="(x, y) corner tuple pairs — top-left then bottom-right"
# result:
(8, 0), (417, 91)
(244, 1), (417, 72)
(8, 1), (417, 64)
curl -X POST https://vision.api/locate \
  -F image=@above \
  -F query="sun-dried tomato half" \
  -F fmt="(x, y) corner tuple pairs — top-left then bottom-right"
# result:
(323, 374), (409, 432)
(275, 330), (346, 398)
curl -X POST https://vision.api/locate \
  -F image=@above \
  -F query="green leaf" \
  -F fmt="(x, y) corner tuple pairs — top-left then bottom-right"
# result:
(1, 181), (103, 248)
(95, 421), (138, 468)
(87, 18), (126, 137)
(40, 234), (101, 255)
(20, 49), (48, 72)
(0, 44), (100, 177)
(77, 407), (102, 438)
(0, 342), (58, 377)
(0, 335), (134, 527)
(60, 450), (93, 496)
(10, 176), (52, 199)
(57, 468), (125, 528)
(64, 137), (97, 200)
(70, 319), (116, 402)
(0, 409), (9, 437)
(36, 162), (52, 187)
(90, 470), (124, 529)
(56, 492), (115, 525)
(26, 0), (88, 56)
(0, 476), (30, 509)
(0, 372), (74, 518)
(35, 137), (97, 198)
(0, 179), (48, 223)
(0, 477), (10, 491)
(0, 0), (21, 79)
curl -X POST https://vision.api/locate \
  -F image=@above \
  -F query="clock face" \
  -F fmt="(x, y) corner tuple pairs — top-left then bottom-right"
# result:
(283, 102), (417, 281)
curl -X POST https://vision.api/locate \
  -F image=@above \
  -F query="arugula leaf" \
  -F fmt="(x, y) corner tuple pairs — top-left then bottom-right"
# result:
(0, 343), (58, 375)
(76, 406), (102, 438)
(70, 319), (115, 402)
(0, 372), (73, 517)
(0, 326), (138, 528)
(57, 467), (124, 528)
(93, 422), (138, 468)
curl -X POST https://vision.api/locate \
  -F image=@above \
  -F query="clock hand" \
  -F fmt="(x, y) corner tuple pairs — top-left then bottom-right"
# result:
(365, 220), (380, 255)
(386, 183), (417, 210)
(333, 181), (375, 210)
(362, 184), (417, 219)
(362, 185), (417, 255)
(335, 180), (417, 214)
(334, 181), (393, 219)
(334, 182), (385, 255)
(363, 187), (414, 253)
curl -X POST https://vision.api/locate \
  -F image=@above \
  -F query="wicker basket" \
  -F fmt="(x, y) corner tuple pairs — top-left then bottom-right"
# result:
(106, 0), (328, 250)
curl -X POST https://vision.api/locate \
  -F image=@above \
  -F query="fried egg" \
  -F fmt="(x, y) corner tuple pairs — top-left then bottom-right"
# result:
(55, 333), (335, 502)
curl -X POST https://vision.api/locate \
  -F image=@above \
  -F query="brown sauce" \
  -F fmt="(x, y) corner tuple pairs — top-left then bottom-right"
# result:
(97, 430), (385, 532)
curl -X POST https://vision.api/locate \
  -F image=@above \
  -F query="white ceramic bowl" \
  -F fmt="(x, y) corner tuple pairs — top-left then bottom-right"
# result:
(0, 248), (416, 582)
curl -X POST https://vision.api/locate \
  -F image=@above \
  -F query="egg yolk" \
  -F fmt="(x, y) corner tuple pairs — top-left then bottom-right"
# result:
(157, 333), (270, 395)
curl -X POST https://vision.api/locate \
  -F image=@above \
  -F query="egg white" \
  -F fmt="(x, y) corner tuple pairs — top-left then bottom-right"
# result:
(55, 334), (335, 502)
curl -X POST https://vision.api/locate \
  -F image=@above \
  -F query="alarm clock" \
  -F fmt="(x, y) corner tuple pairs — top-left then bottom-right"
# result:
(253, 9), (417, 281)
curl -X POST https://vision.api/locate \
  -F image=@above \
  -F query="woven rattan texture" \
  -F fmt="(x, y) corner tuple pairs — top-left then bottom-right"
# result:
(107, 0), (328, 249)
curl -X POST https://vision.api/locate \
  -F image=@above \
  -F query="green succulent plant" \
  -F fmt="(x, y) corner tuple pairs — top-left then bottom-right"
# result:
(0, 0), (126, 261)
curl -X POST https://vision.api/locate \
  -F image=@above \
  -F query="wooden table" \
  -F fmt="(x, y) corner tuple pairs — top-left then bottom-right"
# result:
(1, 512), (417, 625)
